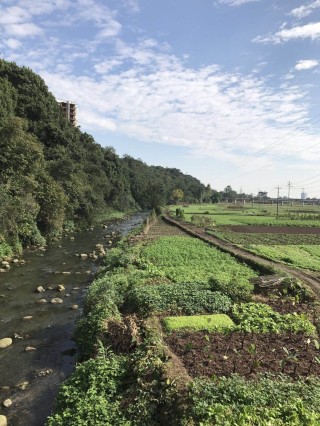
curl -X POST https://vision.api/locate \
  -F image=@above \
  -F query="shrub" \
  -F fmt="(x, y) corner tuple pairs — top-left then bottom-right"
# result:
(209, 277), (253, 302)
(125, 282), (232, 317)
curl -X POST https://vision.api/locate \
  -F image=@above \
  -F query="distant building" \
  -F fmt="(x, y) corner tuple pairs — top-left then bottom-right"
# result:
(301, 191), (307, 200)
(57, 100), (77, 126)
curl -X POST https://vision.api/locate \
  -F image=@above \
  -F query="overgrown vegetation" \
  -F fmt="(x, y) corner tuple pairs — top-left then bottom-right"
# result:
(0, 60), (205, 252)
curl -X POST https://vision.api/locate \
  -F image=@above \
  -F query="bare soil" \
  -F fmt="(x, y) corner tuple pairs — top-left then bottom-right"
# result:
(165, 330), (320, 379)
(223, 225), (320, 234)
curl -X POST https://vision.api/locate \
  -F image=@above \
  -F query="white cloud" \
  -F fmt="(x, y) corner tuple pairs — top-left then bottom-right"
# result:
(290, 0), (320, 19)
(254, 22), (320, 43)
(122, 0), (140, 13)
(40, 41), (320, 170)
(218, 0), (259, 5)
(6, 22), (43, 37)
(4, 38), (22, 49)
(295, 59), (319, 70)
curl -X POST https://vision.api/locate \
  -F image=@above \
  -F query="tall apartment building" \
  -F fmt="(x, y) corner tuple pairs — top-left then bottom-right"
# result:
(57, 100), (77, 127)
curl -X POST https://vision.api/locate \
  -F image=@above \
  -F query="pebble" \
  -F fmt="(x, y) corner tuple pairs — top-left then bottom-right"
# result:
(0, 415), (7, 426)
(56, 285), (65, 292)
(36, 286), (45, 293)
(51, 298), (63, 304)
(17, 381), (29, 390)
(2, 399), (12, 408)
(0, 338), (12, 349)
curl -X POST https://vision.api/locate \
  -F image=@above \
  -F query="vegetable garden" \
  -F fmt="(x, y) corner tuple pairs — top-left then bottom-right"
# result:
(48, 214), (320, 425)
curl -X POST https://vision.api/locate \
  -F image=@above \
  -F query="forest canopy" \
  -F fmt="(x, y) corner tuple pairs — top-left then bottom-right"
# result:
(0, 60), (205, 251)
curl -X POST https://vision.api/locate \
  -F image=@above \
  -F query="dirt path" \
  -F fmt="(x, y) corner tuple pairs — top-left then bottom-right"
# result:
(162, 215), (320, 299)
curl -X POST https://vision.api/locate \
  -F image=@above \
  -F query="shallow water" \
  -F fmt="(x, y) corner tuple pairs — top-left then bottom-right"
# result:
(0, 213), (146, 425)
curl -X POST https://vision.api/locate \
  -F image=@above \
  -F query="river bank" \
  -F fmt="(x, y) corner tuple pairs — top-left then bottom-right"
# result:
(0, 213), (147, 426)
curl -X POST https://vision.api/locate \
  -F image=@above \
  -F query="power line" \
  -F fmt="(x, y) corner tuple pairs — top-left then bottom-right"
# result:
(211, 112), (320, 181)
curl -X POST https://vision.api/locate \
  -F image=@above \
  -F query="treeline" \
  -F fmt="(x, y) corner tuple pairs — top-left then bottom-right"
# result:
(0, 60), (205, 252)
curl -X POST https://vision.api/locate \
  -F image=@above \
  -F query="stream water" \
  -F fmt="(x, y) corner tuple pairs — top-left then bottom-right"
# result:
(0, 213), (147, 426)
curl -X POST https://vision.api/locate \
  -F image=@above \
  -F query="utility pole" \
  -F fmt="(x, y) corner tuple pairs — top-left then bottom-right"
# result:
(276, 186), (281, 219)
(287, 181), (292, 211)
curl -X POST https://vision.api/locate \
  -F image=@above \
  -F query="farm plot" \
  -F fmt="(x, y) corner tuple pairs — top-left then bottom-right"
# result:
(48, 218), (320, 426)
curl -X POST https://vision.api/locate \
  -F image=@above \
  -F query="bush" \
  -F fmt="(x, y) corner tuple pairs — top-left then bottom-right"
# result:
(125, 282), (232, 317)
(47, 349), (130, 426)
(209, 277), (253, 302)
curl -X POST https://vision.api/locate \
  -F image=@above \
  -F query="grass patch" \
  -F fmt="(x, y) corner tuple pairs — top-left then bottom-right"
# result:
(163, 314), (235, 332)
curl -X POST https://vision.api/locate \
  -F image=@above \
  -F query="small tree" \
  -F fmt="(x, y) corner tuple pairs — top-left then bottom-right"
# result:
(171, 188), (184, 204)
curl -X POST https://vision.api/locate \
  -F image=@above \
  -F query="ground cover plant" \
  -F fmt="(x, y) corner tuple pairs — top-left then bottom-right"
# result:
(172, 203), (320, 227)
(163, 314), (235, 332)
(140, 236), (256, 288)
(247, 245), (320, 271)
(185, 375), (320, 425)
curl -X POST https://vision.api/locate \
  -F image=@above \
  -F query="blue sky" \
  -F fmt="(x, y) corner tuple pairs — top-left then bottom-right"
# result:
(1, 0), (320, 198)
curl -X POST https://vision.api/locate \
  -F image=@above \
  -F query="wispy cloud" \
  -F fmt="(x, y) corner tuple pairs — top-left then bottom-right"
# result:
(290, 0), (320, 19)
(295, 59), (319, 70)
(254, 22), (320, 43)
(218, 0), (259, 6)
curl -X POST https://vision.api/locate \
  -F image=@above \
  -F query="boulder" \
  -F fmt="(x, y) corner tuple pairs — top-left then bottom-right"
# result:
(36, 299), (47, 304)
(12, 259), (19, 264)
(1, 261), (9, 266)
(95, 244), (104, 251)
(0, 269), (6, 273)
(71, 304), (79, 310)
(35, 286), (45, 293)
(80, 253), (88, 259)
(0, 338), (12, 349)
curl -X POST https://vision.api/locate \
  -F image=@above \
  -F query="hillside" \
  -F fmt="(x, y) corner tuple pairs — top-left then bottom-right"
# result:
(0, 60), (205, 254)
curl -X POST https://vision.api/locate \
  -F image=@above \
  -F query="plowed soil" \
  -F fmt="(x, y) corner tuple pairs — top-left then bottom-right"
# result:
(223, 225), (320, 234)
(165, 330), (320, 379)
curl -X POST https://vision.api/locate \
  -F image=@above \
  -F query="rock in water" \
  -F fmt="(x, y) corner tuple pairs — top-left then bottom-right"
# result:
(0, 415), (7, 426)
(2, 398), (12, 408)
(0, 338), (12, 349)
(51, 298), (63, 304)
